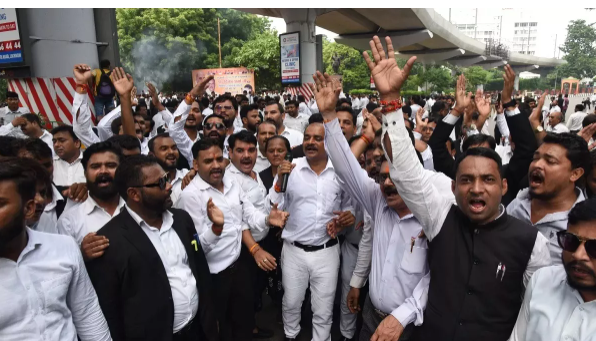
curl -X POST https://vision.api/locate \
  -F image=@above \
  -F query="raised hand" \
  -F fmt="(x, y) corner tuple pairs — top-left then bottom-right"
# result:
(308, 71), (342, 116)
(578, 123), (596, 144)
(110, 67), (134, 97)
(190, 75), (214, 98)
(73, 64), (93, 85)
(414, 107), (427, 133)
(207, 198), (224, 236)
(275, 160), (296, 188)
(502, 65), (516, 104)
(362, 112), (381, 142)
(268, 203), (290, 228)
(475, 89), (491, 119)
(453, 74), (472, 116)
(363, 36), (416, 102)
(529, 92), (548, 130)
(11, 116), (27, 127)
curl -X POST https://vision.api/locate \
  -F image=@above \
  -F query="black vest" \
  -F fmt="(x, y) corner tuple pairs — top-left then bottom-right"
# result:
(414, 205), (538, 341)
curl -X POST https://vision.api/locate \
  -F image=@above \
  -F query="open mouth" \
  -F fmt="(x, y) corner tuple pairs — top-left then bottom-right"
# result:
(210, 169), (222, 178)
(208, 132), (221, 139)
(468, 198), (486, 213)
(166, 155), (177, 162)
(569, 264), (593, 278)
(529, 170), (545, 187)
(95, 176), (113, 188)
(240, 158), (252, 166)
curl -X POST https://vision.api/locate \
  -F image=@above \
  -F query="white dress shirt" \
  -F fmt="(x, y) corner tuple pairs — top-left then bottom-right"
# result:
(298, 102), (312, 117)
(566, 111), (588, 131)
(0, 123), (55, 156)
(0, 106), (29, 126)
(171, 168), (190, 206)
(280, 126), (304, 148)
(254, 148), (270, 174)
(71, 92), (121, 147)
(57, 195), (126, 245)
(226, 163), (271, 242)
(176, 173), (268, 274)
(381, 110), (552, 287)
(269, 156), (353, 246)
(39, 129), (55, 156)
(53, 152), (86, 187)
(126, 207), (198, 333)
(507, 187), (585, 265)
(284, 113), (309, 133)
(549, 105), (561, 114)
(546, 122), (570, 134)
(35, 184), (64, 234)
(510, 265), (596, 341)
(0, 228), (111, 341)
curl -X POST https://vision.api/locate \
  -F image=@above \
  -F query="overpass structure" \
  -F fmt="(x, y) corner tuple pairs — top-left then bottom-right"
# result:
(240, 8), (565, 88)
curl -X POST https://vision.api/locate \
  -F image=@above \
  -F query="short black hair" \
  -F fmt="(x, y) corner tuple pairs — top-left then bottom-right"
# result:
(568, 197), (596, 226)
(366, 102), (379, 113)
(337, 98), (352, 108)
(51, 125), (79, 141)
(0, 136), (19, 157)
(100, 59), (111, 69)
(286, 100), (298, 108)
(148, 133), (172, 153)
(114, 154), (160, 201)
(582, 114), (596, 128)
(575, 104), (585, 112)
(106, 134), (141, 152)
(238, 95), (249, 104)
(19, 138), (53, 160)
(201, 97), (210, 108)
(542, 133), (590, 174)
(455, 147), (503, 178)
(228, 130), (257, 149)
(81, 141), (122, 170)
(256, 120), (277, 135)
(401, 105), (412, 118)
(111, 117), (122, 135)
(266, 100), (284, 114)
(19, 157), (52, 201)
(213, 94), (238, 111)
(240, 104), (260, 120)
(431, 100), (447, 115)
(411, 95), (421, 105)
(192, 137), (222, 159)
(336, 106), (357, 126)
(462, 134), (497, 152)
(265, 135), (291, 152)
(6, 91), (18, 99)
(0, 157), (38, 202)
(22, 113), (42, 127)
(308, 113), (324, 125)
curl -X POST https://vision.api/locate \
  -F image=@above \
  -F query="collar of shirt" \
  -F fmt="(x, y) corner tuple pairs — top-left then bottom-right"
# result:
(83, 195), (126, 216)
(227, 162), (256, 180)
(257, 147), (267, 161)
(40, 129), (52, 140)
(295, 156), (335, 174)
(53, 149), (83, 164)
(171, 169), (188, 186)
(516, 187), (584, 224)
(125, 205), (174, 233)
(18, 228), (44, 263)
(45, 184), (64, 212)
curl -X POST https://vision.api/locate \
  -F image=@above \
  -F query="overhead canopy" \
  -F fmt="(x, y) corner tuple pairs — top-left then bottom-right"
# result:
(239, 8), (565, 71)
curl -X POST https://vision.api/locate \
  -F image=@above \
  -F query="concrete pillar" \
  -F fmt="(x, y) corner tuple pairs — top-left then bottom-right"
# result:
(93, 9), (120, 67)
(25, 9), (99, 77)
(281, 9), (318, 85)
(514, 75), (520, 92)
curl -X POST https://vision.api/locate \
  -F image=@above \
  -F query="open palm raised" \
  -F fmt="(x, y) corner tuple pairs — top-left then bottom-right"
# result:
(110, 67), (134, 96)
(363, 36), (416, 101)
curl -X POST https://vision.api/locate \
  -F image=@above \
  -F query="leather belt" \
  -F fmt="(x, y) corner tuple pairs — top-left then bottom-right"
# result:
(291, 238), (338, 252)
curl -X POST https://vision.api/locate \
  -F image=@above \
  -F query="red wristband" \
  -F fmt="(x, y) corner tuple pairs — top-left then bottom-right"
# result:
(379, 99), (403, 114)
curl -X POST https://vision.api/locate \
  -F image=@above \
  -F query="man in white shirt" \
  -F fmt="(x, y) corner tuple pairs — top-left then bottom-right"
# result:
(254, 121), (277, 173)
(148, 133), (189, 205)
(51, 125), (86, 188)
(566, 104), (588, 133)
(510, 198), (596, 341)
(0, 91), (30, 126)
(240, 103), (261, 134)
(86, 154), (219, 341)
(264, 101), (303, 148)
(0, 158), (111, 341)
(283, 100), (309, 133)
(269, 121), (355, 341)
(57, 142), (125, 261)
(298, 96), (313, 117)
(176, 138), (289, 341)
(0, 114), (54, 155)
(508, 133), (588, 264)
(546, 111), (570, 134)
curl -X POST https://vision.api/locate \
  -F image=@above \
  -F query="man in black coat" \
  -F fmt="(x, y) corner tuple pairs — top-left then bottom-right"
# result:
(86, 155), (218, 341)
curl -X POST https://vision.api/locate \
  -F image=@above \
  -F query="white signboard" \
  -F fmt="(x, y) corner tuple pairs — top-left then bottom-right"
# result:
(280, 32), (300, 85)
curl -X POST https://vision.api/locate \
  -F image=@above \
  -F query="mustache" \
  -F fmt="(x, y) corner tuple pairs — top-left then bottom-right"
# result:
(210, 168), (223, 175)
(305, 144), (318, 151)
(566, 260), (596, 277)
(94, 174), (113, 184)
(383, 186), (398, 196)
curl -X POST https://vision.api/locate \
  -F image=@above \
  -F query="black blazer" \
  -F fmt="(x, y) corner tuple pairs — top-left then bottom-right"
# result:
(86, 207), (218, 341)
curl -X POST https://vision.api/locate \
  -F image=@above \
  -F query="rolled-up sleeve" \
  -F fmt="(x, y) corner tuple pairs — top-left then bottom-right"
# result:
(390, 272), (430, 327)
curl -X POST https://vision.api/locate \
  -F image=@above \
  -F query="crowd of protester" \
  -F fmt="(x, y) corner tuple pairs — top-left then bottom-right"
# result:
(0, 34), (596, 341)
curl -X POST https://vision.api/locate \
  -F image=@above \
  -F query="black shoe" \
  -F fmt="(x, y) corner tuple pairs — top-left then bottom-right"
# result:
(253, 327), (274, 339)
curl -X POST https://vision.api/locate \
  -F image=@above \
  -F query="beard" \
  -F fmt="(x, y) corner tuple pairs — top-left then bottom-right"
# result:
(0, 206), (25, 248)
(141, 192), (171, 212)
(157, 157), (177, 172)
(564, 259), (596, 291)
(87, 175), (118, 201)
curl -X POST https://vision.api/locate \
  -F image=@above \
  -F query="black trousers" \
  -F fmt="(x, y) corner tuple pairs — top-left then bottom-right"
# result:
(212, 257), (254, 341)
(172, 318), (201, 341)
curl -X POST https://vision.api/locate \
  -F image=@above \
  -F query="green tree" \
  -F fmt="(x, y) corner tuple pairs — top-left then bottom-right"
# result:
(230, 30), (281, 91)
(322, 39), (371, 92)
(463, 66), (489, 90)
(556, 20), (596, 79)
(419, 66), (452, 93)
(0, 79), (7, 103)
(116, 9), (270, 91)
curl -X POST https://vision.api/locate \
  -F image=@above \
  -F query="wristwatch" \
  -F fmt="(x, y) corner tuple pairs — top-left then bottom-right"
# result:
(534, 125), (544, 133)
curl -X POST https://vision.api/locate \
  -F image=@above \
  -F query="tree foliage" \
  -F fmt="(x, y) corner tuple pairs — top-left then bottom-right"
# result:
(556, 20), (596, 79)
(229, 30), (281, 91)
(322, 39), (371, 92)
(0, 79), (7, 103)
(463, 66), (489, 90)
(418, 66), (452, 93)
(116, 8), (270, 91)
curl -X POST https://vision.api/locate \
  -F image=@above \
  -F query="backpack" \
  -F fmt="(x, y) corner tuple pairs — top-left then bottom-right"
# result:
(97, 69), (116, 98)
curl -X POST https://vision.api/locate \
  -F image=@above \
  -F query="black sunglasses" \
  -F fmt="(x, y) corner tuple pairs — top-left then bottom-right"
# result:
(557, 231), (596, 259)
(204, 122), (225, 130)
(131, 173), (169, 191)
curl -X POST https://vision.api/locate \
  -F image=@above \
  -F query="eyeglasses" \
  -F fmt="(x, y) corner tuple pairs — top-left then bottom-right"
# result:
(131, 173), (169, 190)
(204, 122), (225, 130)
(215, 105), (233, 111)
(557, 231), (596, 259)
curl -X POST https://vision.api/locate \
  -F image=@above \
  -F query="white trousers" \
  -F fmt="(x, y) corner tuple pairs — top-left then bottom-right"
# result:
(281, 241), (340, 341)
(340, 241), (359, 339)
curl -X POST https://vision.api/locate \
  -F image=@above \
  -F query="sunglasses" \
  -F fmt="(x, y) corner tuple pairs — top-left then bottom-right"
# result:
(204, 122), (225, 130)
(557, 231), (596, 259)
(132, 173), (169, 190)
(215, 105), (233, 111)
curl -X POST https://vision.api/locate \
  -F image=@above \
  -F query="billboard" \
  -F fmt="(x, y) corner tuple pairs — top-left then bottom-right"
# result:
(0, 9), (23, 65)
(192, 67), (255, 95)
(280, 32), (300, 85)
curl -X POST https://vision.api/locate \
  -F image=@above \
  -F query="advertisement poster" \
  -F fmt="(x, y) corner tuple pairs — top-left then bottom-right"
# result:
(0, 9), (23, 64)
(192, 67), (255, 95)
(280, 32), (300, 85)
